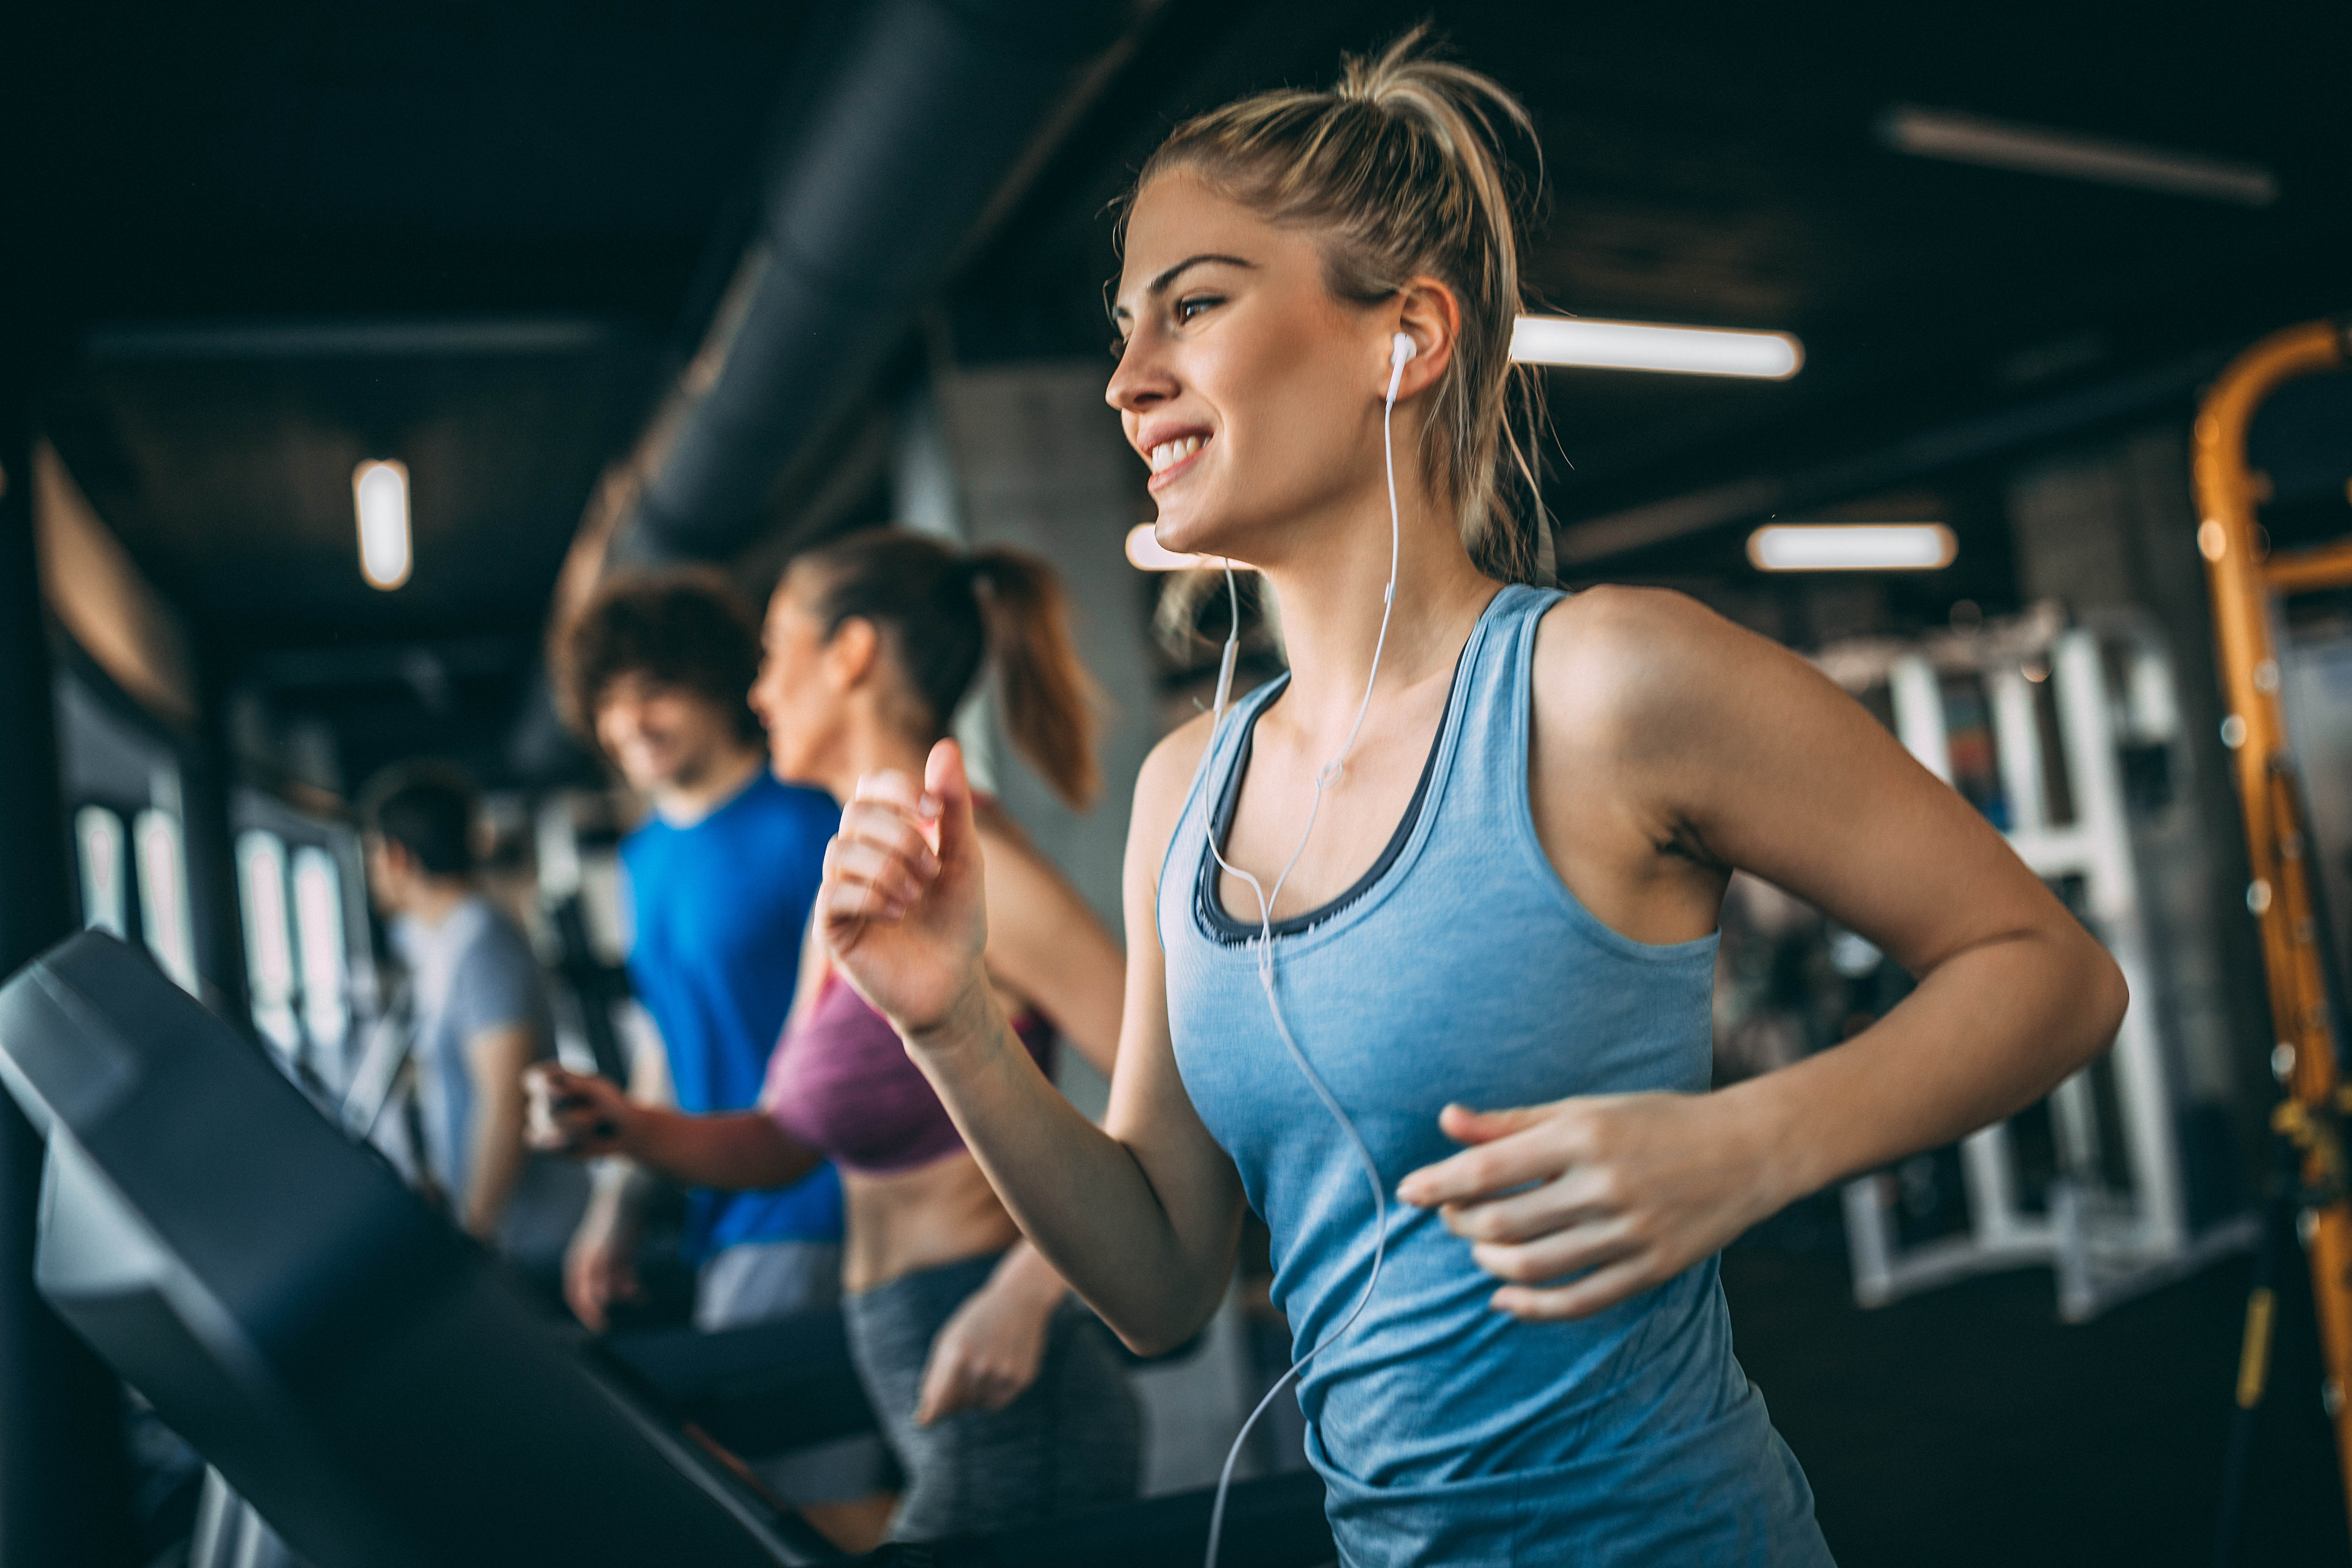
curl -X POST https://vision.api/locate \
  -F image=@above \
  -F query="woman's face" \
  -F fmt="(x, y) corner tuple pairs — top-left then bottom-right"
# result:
(749, 570), (842, 790)
(1106, 173), (1391, 566)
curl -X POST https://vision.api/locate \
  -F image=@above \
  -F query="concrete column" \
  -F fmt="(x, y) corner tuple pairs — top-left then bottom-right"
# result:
(929, 363), (1156, 924)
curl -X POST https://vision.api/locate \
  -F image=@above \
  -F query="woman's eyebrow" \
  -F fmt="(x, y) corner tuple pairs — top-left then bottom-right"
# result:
(1112, 253), (1256, 322)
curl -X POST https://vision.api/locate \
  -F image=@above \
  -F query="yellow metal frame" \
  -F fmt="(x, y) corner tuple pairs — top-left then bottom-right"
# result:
(2191, 317), (2352, 1526)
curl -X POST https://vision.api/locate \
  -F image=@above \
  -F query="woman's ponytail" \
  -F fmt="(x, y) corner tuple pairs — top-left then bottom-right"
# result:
(968, 550), (1101, 810)
(797, 529), (1101, 811)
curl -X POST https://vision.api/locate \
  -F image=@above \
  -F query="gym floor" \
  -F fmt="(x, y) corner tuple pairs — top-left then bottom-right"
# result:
(1725, 1219), (2348, 1567)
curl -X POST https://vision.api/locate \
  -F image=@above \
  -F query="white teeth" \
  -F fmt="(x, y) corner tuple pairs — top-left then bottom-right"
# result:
(1148, 435), (1204, 474)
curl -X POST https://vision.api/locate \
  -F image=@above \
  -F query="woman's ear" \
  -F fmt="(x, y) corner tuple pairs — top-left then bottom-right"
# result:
(1389, 276), (1463, 399)
(824, 615), (881, 691)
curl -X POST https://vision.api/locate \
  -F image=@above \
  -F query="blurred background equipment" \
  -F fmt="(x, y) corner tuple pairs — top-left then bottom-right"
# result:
(2188, 318), (2352, 1553)
(1813, 603), (2250, 1323)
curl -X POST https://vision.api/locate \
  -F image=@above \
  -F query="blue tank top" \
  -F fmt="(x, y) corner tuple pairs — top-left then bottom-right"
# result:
(622, 771), (844, 1260)
(1161, 585), (1832, 1566)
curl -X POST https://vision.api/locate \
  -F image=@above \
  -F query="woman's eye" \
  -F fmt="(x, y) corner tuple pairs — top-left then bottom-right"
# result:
(1175, 295), (1222, 324)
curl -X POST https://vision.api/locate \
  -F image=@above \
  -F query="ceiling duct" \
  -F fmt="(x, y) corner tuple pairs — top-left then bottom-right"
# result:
(610, 0), (1136, 565)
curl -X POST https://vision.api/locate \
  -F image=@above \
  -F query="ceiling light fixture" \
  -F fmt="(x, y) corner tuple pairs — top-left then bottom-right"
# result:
(1878, 105), (2278, 208)
(1126, 523), (1245, 573)
(1510, 316), (1802, 379)
(353, 460), (412, 591)
(1748, 523), (1956, 572)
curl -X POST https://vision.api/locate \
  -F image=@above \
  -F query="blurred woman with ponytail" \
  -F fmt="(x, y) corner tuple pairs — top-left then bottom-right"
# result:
(530, 530), (1138, 1546)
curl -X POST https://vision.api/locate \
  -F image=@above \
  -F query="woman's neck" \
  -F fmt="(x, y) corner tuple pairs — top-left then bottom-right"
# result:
(1256, 488), (1497, 741)
(818, 718), (933, 805)
(653, 742), (764, 827)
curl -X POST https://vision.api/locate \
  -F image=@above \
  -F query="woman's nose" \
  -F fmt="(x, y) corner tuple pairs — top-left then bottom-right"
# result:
(1105, 329), (1174, 414)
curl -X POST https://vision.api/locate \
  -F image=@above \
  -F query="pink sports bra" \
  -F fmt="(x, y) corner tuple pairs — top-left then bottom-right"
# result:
(762, 971), (1056, 1177)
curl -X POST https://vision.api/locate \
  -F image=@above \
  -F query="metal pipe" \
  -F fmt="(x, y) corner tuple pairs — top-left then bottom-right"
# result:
(614, 0), (1133, 563)
(2189, 317), (2352, 1534)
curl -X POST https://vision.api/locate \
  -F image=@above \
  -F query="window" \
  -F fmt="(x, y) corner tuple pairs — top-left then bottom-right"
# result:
(290, 846), (350, 1056)
(237, 831), (299, 1054)
(133, 809), (198, 995)
(74, 806), (128, 939)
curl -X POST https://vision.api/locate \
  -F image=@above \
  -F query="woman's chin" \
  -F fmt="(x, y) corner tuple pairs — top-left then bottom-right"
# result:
(1152, 512), (1235, 565)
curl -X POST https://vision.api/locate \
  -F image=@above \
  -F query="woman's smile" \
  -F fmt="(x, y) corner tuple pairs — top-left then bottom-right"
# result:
(1144, 430), (1212, 492)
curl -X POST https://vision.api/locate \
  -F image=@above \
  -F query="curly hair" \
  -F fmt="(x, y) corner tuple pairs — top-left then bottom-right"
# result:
(558, 567), (764, 748)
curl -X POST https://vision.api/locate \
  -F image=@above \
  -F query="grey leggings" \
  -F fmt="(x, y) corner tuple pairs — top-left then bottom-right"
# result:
(842, 1250), (1142, 1541)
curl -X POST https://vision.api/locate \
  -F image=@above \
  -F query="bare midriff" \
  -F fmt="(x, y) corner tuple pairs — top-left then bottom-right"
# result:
(839, 1150), (1021, 1294)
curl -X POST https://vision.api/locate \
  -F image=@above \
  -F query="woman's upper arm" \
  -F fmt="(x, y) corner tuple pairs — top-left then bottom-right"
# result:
(1543, 588), (2084, 974)
(977, 828), (1126, 1076)
(1100, 719), (1249, 1284)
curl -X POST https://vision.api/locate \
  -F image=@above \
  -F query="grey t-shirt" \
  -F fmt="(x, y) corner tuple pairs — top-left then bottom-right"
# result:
(390, 896), (558, 1220)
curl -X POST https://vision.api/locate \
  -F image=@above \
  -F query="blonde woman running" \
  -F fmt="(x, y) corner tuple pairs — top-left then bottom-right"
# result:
(812, 35), (2124, 1567)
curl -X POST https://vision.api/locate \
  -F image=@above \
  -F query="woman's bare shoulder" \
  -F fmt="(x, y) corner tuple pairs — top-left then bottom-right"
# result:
(1126, 707), (1220, 882)
(1537, 582), (1738, 672)
(1533, 584), (1812, 756)
(1139, 708), (1218, 818)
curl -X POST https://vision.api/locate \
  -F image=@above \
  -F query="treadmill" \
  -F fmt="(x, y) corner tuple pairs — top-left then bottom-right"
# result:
(0, 933), (1334, 1568)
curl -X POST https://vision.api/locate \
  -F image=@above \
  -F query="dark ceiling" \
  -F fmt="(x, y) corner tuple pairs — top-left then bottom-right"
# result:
(47, 325), (658, 645)
(20, 0), (2350, 784)
(958, 0), (2350, 539)
(29, 3), (818, 661)
(31, 2), (809, 323)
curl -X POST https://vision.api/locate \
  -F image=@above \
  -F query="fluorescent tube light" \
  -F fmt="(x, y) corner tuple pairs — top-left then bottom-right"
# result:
(1879, 105), (2277, 208)
(1748, 524), (1956, 572)
(353, 460), (411, 590)
(1127, 523), (1246, 573)
(1510, 316), (1802, 379)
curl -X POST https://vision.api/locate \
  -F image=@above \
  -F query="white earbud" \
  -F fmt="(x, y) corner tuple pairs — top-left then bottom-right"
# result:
(1391, 330), (1417, 368)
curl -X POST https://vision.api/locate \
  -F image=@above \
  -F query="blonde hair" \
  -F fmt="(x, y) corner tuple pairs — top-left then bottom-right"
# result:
(1129, 27), (1547, 584)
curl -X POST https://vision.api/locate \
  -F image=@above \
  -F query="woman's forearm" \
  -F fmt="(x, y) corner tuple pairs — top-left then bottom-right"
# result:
(983, 1240), (1070, 1317)
(1735, 920), (2126, 1206)
(623, 1106), (822, 1193)
(909, 985), (1230, 1354)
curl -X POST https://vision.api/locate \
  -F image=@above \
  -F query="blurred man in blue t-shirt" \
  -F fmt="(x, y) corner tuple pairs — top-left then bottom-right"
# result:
(559, 569), (894, 1530)
(558, 568), (844, 1332)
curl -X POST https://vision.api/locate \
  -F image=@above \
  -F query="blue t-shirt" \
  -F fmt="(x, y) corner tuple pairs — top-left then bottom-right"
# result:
(621, 770), (844, 1261)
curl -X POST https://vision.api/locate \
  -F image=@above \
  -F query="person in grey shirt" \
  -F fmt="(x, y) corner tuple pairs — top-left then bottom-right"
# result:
(363, 763), (581, 1265)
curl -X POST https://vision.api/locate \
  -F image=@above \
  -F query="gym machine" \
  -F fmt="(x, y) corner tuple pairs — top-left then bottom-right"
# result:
(2190, 317), (2352, 1546)
(0, 931), (1335, 1567)
(1816, 604), (2253, 1320)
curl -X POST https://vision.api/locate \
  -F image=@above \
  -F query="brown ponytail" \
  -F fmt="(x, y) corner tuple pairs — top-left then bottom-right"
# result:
(797, 530), (1102, 810)
(966, 549), (1101, 808)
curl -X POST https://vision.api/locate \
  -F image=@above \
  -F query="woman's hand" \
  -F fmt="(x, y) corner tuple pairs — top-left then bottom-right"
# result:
(822, 740), (992, 1041)
(912, 1277), (1056, 1426)
(1396, 1092), (1793, 1321)
(523, 1063), (637, 1161)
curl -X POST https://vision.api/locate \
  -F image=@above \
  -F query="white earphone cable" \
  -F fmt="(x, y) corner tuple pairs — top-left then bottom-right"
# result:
(1201, 337), (1413, 1568)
